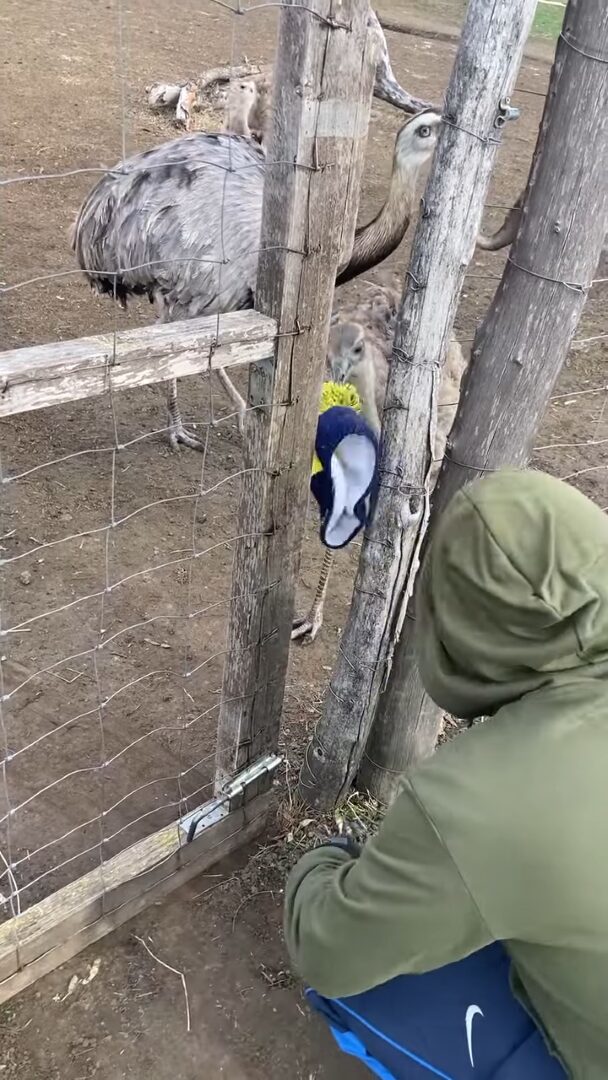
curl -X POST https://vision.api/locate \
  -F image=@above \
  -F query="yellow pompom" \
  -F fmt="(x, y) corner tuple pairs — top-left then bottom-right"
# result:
(319, 380), (361, 414)
(311, 381), (362, 479)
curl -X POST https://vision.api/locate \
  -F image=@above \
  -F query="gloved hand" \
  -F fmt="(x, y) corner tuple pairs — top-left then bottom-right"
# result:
(315, 834), (362, 859)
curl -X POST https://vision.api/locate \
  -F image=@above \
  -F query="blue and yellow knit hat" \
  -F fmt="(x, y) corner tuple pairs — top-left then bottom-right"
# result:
(310, 381), (379, 549)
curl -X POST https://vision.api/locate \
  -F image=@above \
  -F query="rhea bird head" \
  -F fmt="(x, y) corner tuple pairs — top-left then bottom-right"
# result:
(393, 109), (443, 171)
(228, 78), (257, 101)
(327, 321), (368, 384)
(225, 79), (257, 129)
(334, 111), (443, 289)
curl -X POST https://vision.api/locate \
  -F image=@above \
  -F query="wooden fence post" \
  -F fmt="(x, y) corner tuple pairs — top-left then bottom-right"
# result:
(361, 0), (608, 803)
(214, 0), (377, 788)
(297, 0), (539, 810)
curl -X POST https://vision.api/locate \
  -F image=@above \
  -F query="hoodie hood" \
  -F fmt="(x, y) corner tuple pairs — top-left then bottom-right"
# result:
(417, 469), (608, 719)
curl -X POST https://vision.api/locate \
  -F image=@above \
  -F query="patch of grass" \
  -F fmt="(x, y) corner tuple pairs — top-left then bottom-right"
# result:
(404, 0), (565, 43)
(532, 3), (565, 40)
(335, 790), (385, 842)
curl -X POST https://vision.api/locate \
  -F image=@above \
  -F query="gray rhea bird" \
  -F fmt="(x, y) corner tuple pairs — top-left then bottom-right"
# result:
(223, 77), (272, 149)
(223, 79), (260, 140)
(72, 111), (442, 450)
(292, 286), (468, 642)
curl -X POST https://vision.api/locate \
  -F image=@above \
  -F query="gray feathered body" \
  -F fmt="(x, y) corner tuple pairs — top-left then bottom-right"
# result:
(73, 133), (265, 318)
(328, 285), (399, 430)
(334, 284), (399, 358)
(329, 284), (468, 480)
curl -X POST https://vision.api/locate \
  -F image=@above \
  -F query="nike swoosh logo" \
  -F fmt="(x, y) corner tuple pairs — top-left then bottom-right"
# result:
(465, 1004), (484, 1068)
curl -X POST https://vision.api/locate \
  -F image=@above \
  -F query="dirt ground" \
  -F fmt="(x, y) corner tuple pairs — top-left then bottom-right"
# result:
(0, 0), (606, 1076)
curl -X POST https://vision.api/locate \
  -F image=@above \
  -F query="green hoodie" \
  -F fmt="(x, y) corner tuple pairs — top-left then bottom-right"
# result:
(284, 470), (608, 1079)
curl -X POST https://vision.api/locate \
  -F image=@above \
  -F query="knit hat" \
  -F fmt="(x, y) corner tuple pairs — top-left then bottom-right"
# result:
(310, 382), (379, 549)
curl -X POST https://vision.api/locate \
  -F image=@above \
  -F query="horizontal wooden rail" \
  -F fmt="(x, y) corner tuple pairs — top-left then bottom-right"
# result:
(0, 790), (273, 1004)
(0, 311), (277, 417)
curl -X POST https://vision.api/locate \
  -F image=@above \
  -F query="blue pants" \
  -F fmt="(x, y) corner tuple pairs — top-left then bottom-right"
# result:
(307, 943), (567, 1080)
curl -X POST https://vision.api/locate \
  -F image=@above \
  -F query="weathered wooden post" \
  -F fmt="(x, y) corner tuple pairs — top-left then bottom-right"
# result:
(361, 0), (608, 803)
(298, 0), (539, 810)
(215, 0), (377, 789)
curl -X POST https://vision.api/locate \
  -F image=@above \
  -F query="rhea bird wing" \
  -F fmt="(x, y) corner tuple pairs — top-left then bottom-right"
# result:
(72, 132), (265, 316)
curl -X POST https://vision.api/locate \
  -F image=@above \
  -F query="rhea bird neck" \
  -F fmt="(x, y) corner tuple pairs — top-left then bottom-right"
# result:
(334, 162), (418, 288)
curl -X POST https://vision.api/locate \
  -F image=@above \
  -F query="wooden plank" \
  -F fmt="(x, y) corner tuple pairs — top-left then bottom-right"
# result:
(0, 311), (276, 417)
(363, 0), (608, 802)
(299, 0), (539, 809)
(0, 791), (272, 1002)
(215, 0), (376, 785)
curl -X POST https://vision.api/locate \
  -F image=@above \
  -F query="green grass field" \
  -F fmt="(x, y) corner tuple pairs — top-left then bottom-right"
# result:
(403, 0), (565, 42)
(532, 3), (564, 40)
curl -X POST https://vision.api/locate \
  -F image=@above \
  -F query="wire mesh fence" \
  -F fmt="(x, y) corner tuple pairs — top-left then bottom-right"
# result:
(0, 368), (264, 916)
(0, 0), (606, 939)
(0, 0), (386, 957)
(0, 0), (297, 928)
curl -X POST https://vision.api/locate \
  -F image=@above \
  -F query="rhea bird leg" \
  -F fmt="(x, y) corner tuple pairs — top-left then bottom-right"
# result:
(292, 548), (334, 643)
(216, 368), (247, 434)
(166, 368), (248, 450)
(166, 379), (205, 451)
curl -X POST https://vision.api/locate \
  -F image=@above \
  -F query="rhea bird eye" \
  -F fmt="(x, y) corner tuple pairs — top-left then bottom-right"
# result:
(417, 124), (432, 138)
(352, 343), (363, 356)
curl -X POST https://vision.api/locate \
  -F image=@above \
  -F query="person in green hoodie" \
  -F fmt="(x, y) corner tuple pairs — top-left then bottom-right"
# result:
(284, 469), (608, 1080)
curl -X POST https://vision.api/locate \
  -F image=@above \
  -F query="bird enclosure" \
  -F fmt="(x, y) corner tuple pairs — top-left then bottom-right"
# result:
(0, 0), (384, 1002)
(0, 0), (606, 1035)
